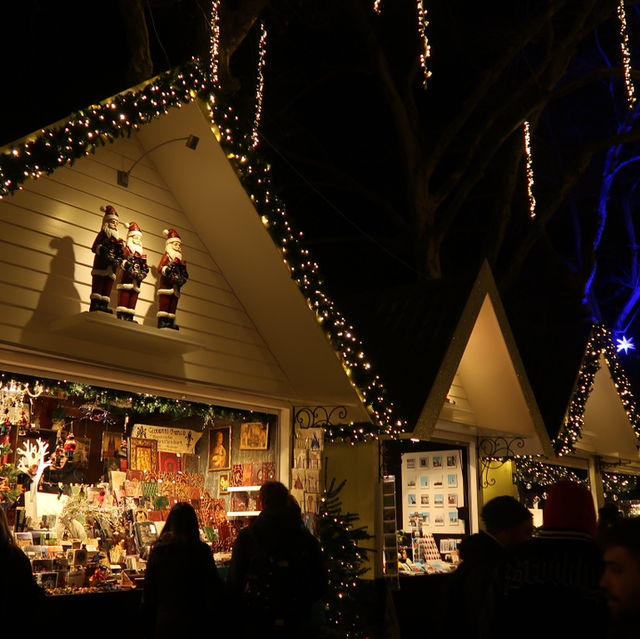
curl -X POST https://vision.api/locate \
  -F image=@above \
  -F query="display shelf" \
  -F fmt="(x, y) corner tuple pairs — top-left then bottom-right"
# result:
(227, 485), (261, 492)
(381, 475), (399, 585)
(227, 510), (261, 517)
(50, 312), (202, 354)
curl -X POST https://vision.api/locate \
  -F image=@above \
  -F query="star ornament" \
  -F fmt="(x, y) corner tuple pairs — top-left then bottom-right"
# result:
(616, 336), (636, 354)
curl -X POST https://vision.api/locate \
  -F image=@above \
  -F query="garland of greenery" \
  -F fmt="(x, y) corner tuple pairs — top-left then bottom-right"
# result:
(512, 456), (589, 488)
(0, 58), (404, 443)
(602, 471), (639, 500)
(553, 323), (640, 455)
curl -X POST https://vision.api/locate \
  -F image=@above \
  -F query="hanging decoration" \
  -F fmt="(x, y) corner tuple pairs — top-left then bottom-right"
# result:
(512, 457), (588, 489)
(0, 57), (406, 443)
(553, 323), (640, 455)
(209, 0), (221, 86)
(416, 0), (432, 88)
(0, 378), (43, 427)
(251, 21), (268, 149)
(617, 0), (636, 109)
(373, 0), (382, 13)
(523, 120), (536, 219)
(616, 335), (635, 354)
(602, 471), (639, 500)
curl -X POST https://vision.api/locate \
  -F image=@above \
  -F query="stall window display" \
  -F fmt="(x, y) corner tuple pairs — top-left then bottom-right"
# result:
(0, 370), (280, 596)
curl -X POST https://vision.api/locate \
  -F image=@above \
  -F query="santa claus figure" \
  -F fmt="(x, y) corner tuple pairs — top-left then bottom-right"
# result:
(157, 228), (189, 329)
(116, 222), (149, 322)
(90, 205), (125, 313)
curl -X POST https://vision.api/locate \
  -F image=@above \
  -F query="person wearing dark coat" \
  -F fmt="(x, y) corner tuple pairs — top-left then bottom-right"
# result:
(439, 495), (533, 639)
(228, 481), (326, 639)
(141, 502), (224, 639)
(0, 508), (44, 631)
(502, 481), (607, 639)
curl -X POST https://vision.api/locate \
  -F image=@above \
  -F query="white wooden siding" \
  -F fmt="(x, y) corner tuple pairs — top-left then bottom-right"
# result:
(0, 134), (293, 398)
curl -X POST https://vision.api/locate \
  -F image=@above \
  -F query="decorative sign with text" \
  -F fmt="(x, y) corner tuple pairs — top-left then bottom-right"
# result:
(131, 424), (202, 454)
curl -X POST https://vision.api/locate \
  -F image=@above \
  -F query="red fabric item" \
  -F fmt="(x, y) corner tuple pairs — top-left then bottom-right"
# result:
(543, 480), (597, 538)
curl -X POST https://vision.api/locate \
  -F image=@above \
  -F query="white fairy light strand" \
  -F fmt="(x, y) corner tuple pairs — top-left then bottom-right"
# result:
(617, 0), (636, 109)
(251, 21), (268, 149)
(523, 120), (536, 219)
(209, 0), (221, 85)
(416, 0), (432, 88)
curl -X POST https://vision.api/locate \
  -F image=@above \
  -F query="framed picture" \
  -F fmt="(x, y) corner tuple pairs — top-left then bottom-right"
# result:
(74, 436), (91, 469)
(130, 438), (158, 473)
(219, 472), (229, 495)
(158, 451), (181, 474)
(420, 475), (429, 488)
(446, 455), (457, 467)
(209, 426), (231, 471)
(101, 431), (124, 461)
(447, 493), (458, 507)
(419, 457), (429, 468)
(182, 453), (200, 474)
(420, 494), (430, 506)
(447, 474), (458, 488)
(434, 494), (444, 507)
(432, 455), (443, 468)
(239, 422), (269, 450)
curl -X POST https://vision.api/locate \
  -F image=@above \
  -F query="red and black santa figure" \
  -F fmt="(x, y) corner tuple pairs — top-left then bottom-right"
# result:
(116, 222), (149, 322)
(157, 228), (189, 329)
(90, 205), (125, 313)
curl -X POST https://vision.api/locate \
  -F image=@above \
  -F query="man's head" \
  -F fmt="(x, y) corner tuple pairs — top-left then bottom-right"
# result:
(481, 496), (533, 549)
(259, 481), (290, 512)
(600, 517), (640, 620)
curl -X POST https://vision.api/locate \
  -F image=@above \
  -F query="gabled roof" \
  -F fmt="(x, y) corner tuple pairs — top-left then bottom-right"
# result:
(554, 323), (640, 462)
(0, 61), (402, 430)
(330, 261), (553, 455)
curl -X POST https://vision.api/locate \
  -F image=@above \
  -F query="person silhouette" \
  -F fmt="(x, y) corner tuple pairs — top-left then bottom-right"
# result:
(228, 481), (326, 638)
(0, 508), (43, 625)
(141, 502), (224, 639)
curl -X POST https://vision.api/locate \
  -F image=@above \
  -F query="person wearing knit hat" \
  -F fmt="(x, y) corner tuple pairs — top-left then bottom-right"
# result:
(90, 205), (125, 313)
(156, 228), (189, 329)
(116, 222), (149, 322)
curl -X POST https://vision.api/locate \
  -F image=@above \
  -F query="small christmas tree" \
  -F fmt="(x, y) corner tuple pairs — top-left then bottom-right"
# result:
(0, 441), (23, 506)
(318, 478), (372, 639)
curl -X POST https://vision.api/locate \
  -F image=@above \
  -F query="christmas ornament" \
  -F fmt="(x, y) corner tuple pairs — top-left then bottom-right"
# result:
(89, 205), (125, 314)
(116, 221), (149, 322)
(157, 229), (189, 330)
(64, 432), (78, 461)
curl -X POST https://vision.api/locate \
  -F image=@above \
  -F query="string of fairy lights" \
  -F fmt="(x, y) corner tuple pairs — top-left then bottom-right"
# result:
(617, 0), (636, 109)
(251, 21), (268, 149)
(512, 457), (588, 488)
(0, 58), (405, 444)
(209, 0), (221, 86)
(523, 120), (536, 219)
(553, 323), (640, 455)
(416, 0), (432, 88)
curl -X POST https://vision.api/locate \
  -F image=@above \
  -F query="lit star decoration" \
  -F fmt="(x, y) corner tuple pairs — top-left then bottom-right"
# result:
(616, 335), (635, 354)
(251, 21), (268, 150)
(209, 1), (221, 86)
(416, 0), (432, 88)
(0, 58), (405, 444)
(617, 0), (636, 109)
(523, 120), (536, 219)
(553, 323), (640, 455)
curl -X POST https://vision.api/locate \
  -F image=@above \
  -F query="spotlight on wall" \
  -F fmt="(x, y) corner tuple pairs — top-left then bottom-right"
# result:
(117, 135), (200, 188)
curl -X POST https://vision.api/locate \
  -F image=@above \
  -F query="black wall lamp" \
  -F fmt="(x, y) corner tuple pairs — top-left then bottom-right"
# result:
(117, 134), (200, 187)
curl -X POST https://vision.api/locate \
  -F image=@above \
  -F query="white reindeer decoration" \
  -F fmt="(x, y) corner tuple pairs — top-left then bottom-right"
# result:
(17, 438), (52, 525)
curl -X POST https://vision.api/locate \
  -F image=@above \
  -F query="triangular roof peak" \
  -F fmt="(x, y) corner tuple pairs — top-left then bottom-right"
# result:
(554, 323), (640, 462)
(413, 261), (553, 456)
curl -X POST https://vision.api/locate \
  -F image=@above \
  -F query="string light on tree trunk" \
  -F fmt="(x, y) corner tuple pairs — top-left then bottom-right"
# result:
(209, 1), (221, 86)
(523, 120), (536, 219)
(617, 0), (636, 109)
(251, 21), (268, 149)
(416, 0), (432, 88)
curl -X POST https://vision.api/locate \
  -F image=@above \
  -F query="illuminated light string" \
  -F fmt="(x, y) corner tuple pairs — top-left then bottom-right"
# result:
(251, 21), (268, 149)
(0, 58), (406, 444)
(373, 0), (382, 13)
(602, 471), (639, 500)
(512, 456), (588, 488)
(553, 323), (640, 456)
(416, 0), (432, 88)
(209, 0), (221, 86)
(523, 120), (536, 219)
(617, 0), (636, 109)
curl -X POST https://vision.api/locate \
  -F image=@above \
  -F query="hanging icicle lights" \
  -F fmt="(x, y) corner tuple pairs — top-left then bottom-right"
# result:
(251, 21), (268, 149)
(617, 0), (636, 109)
(209, 0), (221, 86)
(523, 120), (536, 219)
(416, 0), (432, 88)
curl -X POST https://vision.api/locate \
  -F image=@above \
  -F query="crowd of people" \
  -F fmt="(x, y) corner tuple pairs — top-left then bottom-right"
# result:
(3, 478), (640, 638)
